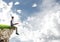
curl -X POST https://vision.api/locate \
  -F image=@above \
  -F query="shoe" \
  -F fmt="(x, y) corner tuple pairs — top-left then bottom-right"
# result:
(16, 33), (19, 35)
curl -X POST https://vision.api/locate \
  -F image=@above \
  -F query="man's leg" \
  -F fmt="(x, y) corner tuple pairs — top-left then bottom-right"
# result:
(15, 27), (19, 35)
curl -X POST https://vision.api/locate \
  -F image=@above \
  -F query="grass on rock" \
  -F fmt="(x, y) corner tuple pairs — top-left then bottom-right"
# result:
(0, 24), (15, 29)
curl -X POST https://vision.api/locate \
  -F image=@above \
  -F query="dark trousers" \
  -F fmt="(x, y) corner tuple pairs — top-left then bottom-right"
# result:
(11, 26), (18, 34)
(15, 27), (18, 33)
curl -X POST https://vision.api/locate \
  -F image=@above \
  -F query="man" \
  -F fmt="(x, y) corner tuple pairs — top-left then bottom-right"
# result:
(10, 16), (19, 35)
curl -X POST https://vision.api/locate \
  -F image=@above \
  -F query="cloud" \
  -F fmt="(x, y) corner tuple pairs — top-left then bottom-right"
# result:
(17, 0), (60, 42)
(8, 2), (13, 8)
(32, 3), (37, 7)
(14, 2), (20, 5)
(17, 10), (22, 14)
(0, 0), (20, 25)
(9, 36), (21, 42)
(51, 40), (60, 42)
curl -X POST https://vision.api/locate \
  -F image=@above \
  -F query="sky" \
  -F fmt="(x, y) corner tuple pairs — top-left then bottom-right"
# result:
(3, 0), (41, 21)
(0, 0), (60, 42)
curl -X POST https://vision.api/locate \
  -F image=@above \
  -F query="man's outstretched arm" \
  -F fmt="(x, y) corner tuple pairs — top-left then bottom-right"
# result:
(13, 23), (19, 25)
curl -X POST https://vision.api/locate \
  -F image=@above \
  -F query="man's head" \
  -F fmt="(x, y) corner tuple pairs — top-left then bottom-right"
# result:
(11, 16), (14, 20)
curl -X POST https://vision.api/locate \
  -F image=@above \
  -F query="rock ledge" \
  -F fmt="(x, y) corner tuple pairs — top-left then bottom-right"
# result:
(0, 28), (15, 42)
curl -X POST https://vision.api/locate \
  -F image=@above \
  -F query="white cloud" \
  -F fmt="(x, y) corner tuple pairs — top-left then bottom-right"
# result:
(17, 0), (60, 42)
(8, 2), (13, 8)
(17, 10), (22, 14)
(0, 0), (21, 42)
(0, 1), (20, 25)
(32, 3), (37, 7)
(14, 2), (20, 5)
(51, 40), (60, 42)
